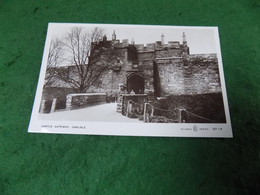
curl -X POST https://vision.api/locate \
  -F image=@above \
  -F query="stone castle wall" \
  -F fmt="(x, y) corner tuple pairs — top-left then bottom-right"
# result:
(155, 49), (182, 58)
(183, 54), (222, 94)
(87, 48), (129, 93)
(140, 60), (155, 93)
(157, 58), (185, 95)
(157, 54), (221, 95)
(44, 36), (222, 101)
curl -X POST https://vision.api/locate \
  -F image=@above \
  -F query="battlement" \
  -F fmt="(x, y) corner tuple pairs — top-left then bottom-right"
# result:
(168, 41), (180, 48)
(92, 31), (189, 54)
(188, 53), (217, 59)
(134, 41), (185, 52)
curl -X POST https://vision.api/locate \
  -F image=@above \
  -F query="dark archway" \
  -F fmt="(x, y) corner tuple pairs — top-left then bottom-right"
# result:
(127, 74), (144, 94)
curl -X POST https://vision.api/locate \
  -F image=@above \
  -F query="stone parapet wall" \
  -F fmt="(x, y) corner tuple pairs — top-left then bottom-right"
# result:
(66, 93), (106, 110)
(42, 87), (75, 101)
(137, 52), (155, 61)
(156, 49), (182, 58)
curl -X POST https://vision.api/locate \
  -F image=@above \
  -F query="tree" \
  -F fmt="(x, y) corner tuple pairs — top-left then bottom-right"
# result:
(54, 27), (119, 93)
(43, 38), (64, 88)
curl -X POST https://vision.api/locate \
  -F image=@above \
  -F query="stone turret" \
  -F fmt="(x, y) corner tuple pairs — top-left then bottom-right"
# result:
(182, 32), (187, 47)
(181, 32), (189, 55)
(131, 38), (135, 45)
(112, 30), (116, 40)
(103, 34), (107, 42)
(161, 33), (165, 45)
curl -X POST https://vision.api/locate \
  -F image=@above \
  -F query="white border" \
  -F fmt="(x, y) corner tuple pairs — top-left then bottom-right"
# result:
(28, 23), (232, 138)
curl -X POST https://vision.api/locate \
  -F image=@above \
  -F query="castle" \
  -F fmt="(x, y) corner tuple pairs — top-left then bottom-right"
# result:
(43, 31), (222, 104)
(86, 31), (221, 97)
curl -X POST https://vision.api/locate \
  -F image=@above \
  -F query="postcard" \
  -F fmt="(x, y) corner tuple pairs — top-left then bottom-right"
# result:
(28, 23), (232, 137)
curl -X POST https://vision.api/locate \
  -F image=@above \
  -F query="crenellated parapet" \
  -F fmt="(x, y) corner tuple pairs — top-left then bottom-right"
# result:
(91, 31), (190, 63)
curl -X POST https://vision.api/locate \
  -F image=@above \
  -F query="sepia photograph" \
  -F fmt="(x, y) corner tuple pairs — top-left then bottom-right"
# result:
(28, 23), (232, 137)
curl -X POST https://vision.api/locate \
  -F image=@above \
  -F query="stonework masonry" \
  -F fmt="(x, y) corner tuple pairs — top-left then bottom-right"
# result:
(45, 32), (222, 101)
(87, 32), (221, 97)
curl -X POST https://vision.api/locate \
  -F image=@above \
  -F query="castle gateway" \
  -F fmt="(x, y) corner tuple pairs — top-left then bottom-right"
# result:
(86, 31), (221, 97)
(126, 72), (145, 94)
(43, 31), (222, 102)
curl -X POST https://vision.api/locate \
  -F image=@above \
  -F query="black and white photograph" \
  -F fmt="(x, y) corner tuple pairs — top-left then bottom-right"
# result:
(28, 23), (232, 137)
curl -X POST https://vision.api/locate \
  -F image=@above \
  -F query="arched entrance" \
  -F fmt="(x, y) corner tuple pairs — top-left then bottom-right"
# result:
(127, 73), (144, 94)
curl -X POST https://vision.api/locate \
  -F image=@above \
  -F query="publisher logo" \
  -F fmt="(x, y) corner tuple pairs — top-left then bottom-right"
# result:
(193, 125), (198, 132)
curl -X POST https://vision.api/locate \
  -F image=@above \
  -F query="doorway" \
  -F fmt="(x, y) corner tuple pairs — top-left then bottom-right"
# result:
(127, 74), (144, 94)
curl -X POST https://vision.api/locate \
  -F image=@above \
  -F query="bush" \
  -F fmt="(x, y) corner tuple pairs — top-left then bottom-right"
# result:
(149, 93), (226, 123)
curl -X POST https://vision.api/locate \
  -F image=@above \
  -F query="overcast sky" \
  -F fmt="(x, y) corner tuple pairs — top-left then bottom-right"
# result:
(48, 23), (220, 54)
